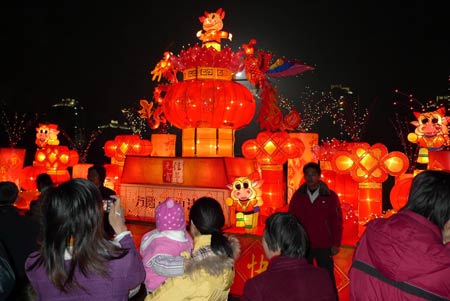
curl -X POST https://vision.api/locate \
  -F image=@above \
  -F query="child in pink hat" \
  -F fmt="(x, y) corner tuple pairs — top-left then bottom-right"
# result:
(140, 198), (193, 294)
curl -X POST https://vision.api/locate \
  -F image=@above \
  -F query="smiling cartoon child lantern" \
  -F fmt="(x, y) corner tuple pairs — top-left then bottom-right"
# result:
(196, 8), (232, 51)
(225, 176), (263, 230)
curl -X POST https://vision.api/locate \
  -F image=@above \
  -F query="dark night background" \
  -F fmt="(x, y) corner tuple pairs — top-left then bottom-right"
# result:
(1, 1), (449, 163)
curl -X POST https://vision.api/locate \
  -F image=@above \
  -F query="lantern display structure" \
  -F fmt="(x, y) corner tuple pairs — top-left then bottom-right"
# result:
(104, 135), (152, 178)
(331, 142), (409, 236)
(153, 51), (256, 157)
(32, 124), (79, 185)
(242, 131), (304, 217)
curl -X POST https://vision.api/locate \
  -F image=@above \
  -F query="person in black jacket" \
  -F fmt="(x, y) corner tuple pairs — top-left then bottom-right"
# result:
(0, 239), (15, 300)
(88, 164), (117, 239)
(0, 181), (39, 300)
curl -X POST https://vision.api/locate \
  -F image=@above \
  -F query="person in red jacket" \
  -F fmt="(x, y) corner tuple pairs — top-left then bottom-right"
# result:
(350, 169), (450, 300)
(288, 162), (343, 299)
(241, 212), (337, 301)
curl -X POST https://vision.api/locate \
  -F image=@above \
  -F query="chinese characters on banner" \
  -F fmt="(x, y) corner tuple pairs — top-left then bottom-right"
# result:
(121, 183), (230, 224)
(163, 159), (184, 183)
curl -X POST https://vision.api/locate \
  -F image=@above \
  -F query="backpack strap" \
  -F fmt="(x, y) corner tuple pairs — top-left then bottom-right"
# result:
(351, 260), (449, 301)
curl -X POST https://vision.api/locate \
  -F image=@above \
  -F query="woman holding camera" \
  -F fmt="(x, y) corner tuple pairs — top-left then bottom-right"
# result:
(25, 178), (145, 300)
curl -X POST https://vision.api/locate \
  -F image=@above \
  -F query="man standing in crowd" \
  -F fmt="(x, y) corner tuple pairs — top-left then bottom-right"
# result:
(288, 162), (343, 299)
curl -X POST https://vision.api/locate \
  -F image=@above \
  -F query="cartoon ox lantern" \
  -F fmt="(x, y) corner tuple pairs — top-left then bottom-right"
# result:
(225, 176), (263, 230)
(407, 107), (450, 165)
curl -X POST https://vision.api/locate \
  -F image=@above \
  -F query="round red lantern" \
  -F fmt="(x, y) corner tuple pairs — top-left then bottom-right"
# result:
(163, 78), (256, 129)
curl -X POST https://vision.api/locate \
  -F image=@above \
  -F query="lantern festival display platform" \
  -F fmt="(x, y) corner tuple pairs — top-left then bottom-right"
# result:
(119, 155), (260, 226)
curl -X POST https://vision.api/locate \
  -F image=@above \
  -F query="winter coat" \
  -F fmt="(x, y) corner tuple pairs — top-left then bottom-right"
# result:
(145, 234), (240, 301)
(140, 229), (193, 292)
(241, 255), (336, 301)
(350, 210), (450, 300)
(288, 181), (343, 248)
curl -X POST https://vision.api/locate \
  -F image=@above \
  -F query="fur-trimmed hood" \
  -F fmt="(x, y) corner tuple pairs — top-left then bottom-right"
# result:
(297, 180), (332, 196)
(184, 234), (240, 277)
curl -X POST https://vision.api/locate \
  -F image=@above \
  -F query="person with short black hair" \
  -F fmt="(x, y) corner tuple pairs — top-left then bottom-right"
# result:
(350, 169), (450, 300)
(288, 162), (343, 299)
(242, 212), (337, 301)
(26, 173), (54, 223)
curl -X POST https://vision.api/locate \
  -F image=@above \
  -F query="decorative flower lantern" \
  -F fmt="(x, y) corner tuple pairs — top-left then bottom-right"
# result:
(331, 142), (409, 236)
(242, 131), (304, 214)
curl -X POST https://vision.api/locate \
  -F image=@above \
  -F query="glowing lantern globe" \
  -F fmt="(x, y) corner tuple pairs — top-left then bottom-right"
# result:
(163, 67), (256, 157)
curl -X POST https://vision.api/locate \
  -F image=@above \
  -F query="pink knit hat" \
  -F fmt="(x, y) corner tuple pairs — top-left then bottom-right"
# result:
(156, 198), (186, 231)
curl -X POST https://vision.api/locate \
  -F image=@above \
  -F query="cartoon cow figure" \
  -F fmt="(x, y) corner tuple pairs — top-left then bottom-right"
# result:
(225, 176), (263, 230)
(407, 107), (450, 164)
(35, 123), (60, 148)
(196, 8), (232, 51)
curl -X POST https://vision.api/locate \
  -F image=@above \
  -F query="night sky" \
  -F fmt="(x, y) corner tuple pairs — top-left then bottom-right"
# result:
(2, 1), (449, 152)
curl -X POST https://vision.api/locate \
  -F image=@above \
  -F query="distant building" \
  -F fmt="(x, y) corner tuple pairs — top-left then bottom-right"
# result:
(48, 98), (88, 135)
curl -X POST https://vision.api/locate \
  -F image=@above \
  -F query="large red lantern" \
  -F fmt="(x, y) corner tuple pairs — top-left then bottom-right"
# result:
(162, 67), (256, 157)
(163, 76), (255, 129)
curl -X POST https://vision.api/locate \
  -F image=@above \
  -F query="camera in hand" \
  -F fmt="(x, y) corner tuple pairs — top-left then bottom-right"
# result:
(103, 198), (115, 212)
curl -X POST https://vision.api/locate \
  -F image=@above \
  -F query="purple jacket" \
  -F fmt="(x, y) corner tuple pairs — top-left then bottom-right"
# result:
(26, 233), (145, 301)
(242, 256), (337, 301)
(288, 182), (343, 248)
(350, 210), (450, 300)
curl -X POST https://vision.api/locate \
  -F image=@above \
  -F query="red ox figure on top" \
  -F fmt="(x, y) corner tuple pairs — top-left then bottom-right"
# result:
(196, 8), (232, 51)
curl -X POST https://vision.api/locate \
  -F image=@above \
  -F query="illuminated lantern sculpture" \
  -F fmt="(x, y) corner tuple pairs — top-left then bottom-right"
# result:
(331, 143), (409, 235)
(242, 131), (304, 216)
(34, 145), (79, 184)
(32, 123), (79, 184)
(225, 176), (263, 230)
(35, 123), (60, 148)
(407, 107), (450, 166)
(104, 135), (152, 180)
(149, 9), (256, 157)
(163, 65), (255, 157)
